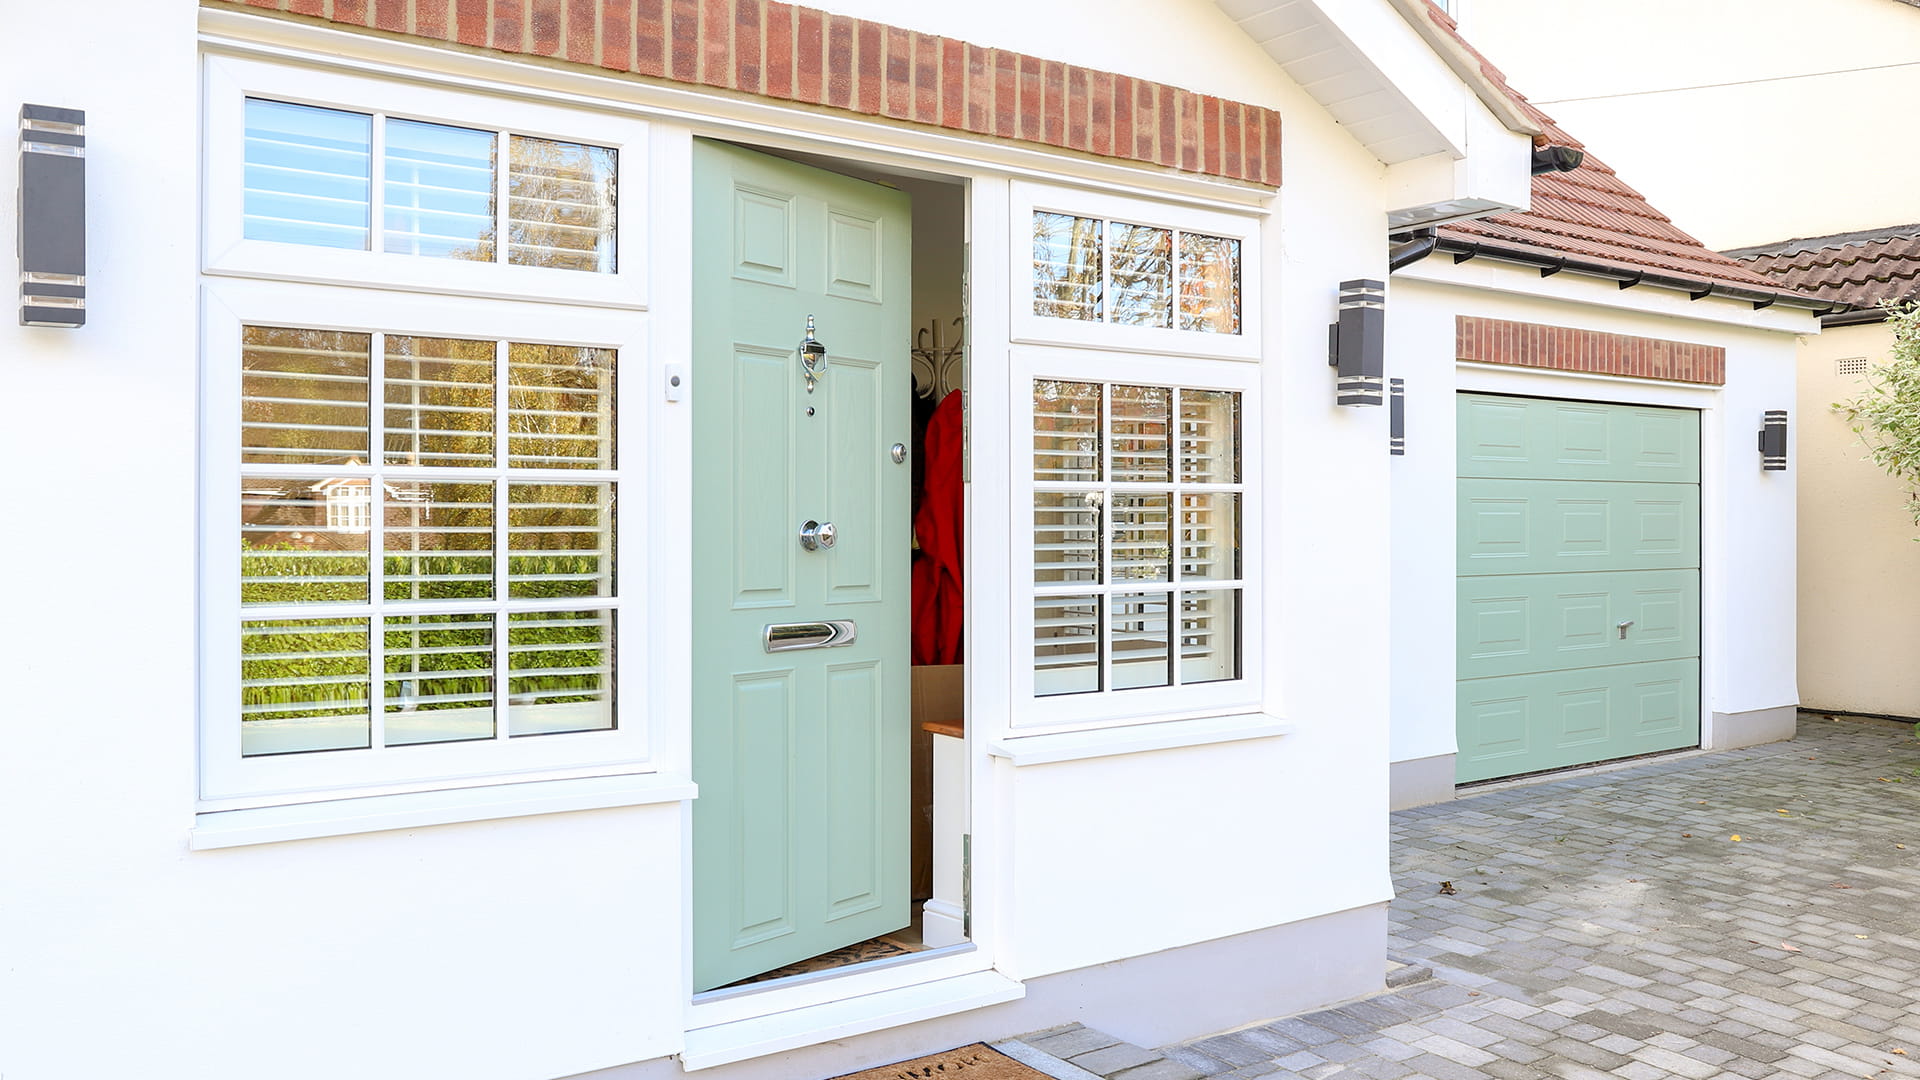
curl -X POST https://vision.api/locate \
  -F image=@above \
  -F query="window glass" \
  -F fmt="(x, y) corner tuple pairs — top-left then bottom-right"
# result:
(1032, 212), (1102, 321)
(383, 119), (497, 261)
(244, 100), (372, 250)
(1179, 233), (1242, 334)
(1032, 379), (1243, 698)
(1108, 223), (1172, 328)
(508, 136), (618, 272)
(237, 325), (619, 759)
(1031, 212), (1241, 336)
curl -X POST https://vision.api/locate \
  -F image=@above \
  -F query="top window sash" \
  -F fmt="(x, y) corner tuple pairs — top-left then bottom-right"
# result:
(204, 55), (650, 310)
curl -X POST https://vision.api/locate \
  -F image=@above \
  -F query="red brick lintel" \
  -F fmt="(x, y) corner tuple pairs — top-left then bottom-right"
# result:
(208, 0), (1283, 186)
(1456, 316), (1726, 386)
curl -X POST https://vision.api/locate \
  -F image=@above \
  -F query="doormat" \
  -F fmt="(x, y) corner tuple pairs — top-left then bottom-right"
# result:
(825, 1043), (1051, 1080)
(730, 934), (918, 986)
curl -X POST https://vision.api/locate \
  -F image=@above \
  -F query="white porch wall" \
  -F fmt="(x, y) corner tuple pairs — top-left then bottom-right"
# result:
(1387, 266), (1808, 769)
(0, 2), (1421, 1077)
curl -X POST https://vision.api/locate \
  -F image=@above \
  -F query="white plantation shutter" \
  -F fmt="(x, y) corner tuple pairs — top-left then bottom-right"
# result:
(243, 99), (372, 250)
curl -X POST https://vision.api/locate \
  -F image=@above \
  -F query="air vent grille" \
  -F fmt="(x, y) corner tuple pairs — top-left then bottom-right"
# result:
(1837, 357), (1870, 376)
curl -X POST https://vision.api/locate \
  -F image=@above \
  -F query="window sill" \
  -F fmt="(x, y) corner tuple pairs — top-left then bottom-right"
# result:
(190, 772), (697, 850)
(988, 712), (1293, 766)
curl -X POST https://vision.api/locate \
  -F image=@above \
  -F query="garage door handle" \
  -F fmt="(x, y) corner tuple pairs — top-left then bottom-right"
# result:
(1617, 620), (1634, 640)
(764, 620), (858, 652)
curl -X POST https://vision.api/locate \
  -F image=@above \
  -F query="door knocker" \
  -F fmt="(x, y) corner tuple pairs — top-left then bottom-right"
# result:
(800, 314), (828, 394)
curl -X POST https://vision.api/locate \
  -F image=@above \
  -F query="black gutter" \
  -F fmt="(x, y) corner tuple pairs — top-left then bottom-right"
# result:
(1422, 234), (1847, 315)
(1387, 228), (1439, 272)
(1822, 307), (1891, 328)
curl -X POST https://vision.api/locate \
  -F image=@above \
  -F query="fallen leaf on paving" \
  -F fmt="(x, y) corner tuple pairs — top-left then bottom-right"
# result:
(1879, 778), (1892, 783)
(1779, 942), (1801, 952)
(1682, 833), (1693, 838)
(1731, 835), (1743, 842)
(1832, 883), (1854, 889)
(1899, 845), (1909, 850)
(1893, 1049), (1907, 1055)
(1857, 934), (1871, 939)
(1776, 809), (1790, 815)
(1438, 881), (1458, 895)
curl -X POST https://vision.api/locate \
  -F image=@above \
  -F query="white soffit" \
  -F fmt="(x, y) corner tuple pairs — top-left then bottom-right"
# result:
(1214, 0), (1537, 164)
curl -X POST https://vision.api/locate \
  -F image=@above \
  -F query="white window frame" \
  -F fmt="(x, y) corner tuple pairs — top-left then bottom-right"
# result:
(1010, 180), (1262, 362)
(1009, 346), (1264, 732)
(203, 54), (649, 310)
(199, 278), (653, 806)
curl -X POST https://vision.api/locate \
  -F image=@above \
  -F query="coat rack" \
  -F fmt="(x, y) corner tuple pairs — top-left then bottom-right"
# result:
(911, 317), (965, 400)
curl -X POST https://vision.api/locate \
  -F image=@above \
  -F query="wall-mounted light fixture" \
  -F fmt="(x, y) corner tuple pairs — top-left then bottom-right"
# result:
(1328, 278), (1384, 406)
(1389, 378), (1406, 455)
(1759, 410), (1787, 471)
(19, 104), (86, 328)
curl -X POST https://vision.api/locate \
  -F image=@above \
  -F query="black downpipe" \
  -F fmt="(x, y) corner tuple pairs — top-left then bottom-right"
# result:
(1388, 228), (1439, 272)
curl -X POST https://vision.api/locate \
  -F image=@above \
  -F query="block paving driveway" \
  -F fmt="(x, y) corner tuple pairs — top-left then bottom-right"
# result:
(1164, 717), (1920, 1080)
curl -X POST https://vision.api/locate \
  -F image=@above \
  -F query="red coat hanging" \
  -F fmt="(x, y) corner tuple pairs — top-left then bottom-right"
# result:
(912, 389), (964, 665)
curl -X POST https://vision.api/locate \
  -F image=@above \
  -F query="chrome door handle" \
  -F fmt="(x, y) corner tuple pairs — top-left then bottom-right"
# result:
(799, 520), (836, 551)
(1617, 620), (1634, 640)
(764, 620), (858, 652)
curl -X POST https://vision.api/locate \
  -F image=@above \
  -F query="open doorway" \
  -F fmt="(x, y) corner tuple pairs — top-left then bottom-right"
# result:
(687, 139), (969, 995)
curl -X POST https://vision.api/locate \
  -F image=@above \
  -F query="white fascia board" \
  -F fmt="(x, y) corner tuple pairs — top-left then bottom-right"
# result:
(1384, 104), (1533, 230)
(1216, 0), (1477, 164)
(1395, 255), (1822, 335)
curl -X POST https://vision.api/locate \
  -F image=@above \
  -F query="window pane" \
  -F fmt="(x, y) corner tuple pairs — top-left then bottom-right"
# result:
(1179, 232), (1241, 334)
(508, 343), (616, 469)
(508, 610), (614, 735)
(1035, 595), (1101, 697)
(1035, 491), (1101, 586)
(1110, 592), (1172, 690)
(243, 326), (371, 466)
(509, 483), (615, 599)
(1180, 493), (1239, 582)
(1033, 379), (1101, 482)
(1108, 222), (1173, 328)
(383, 118), (497, 262)
(1033, 212), (1102, 321)
(1109, 384), (1172, 482)
(242, 477), (370, 604)
(244, 99), (372, 250)
(384, 481), (495, 602)
(385, 613), (495, 746)
(1111, 492), (1171, 582)
(1180, 589), (1240, 685)
(508, 135), (617, 272)
(241, 617), (371, 756)
(383, 335), (496, 468)
(1178, 389), (1240, 485)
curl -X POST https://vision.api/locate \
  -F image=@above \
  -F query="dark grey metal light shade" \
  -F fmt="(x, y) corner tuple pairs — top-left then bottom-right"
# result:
(1330, 278), (1384, 406)
(1389, 377), (1406, 455)
(1759, 410), (1787, 471)
(19, 104), (86, 328)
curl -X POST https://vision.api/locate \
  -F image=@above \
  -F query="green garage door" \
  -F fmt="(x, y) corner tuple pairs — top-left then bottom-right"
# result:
(1456, 394), (1701, 783)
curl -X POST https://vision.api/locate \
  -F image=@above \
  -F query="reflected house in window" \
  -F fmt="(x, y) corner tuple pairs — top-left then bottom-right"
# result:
(239, 460), (424, 549)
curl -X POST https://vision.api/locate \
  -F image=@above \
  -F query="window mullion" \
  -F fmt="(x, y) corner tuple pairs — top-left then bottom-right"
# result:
(369, 114), (386, 254)
(495, 130), (511, 267)
(367, 330), (389, 749)
(1098, 381), (1114, 695)
(493, 338), (510, 742)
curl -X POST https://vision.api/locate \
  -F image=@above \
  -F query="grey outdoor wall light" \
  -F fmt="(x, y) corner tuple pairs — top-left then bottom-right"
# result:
(19, 104), (86, 328)
(1328, 278), (1385, 406)
(1759, 410), (1788, 471)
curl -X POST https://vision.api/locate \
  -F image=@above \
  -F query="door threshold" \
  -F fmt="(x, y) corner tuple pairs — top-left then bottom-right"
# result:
(694, 941), (976, 1005)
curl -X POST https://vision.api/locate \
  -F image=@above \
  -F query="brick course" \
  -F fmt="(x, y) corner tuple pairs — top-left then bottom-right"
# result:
(1456, 315), (1725, 386)
(210, 0), (1282, 185)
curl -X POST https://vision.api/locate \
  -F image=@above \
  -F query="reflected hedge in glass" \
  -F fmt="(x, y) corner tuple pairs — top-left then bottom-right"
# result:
(241, 617), (371, 756)
(242, 326), (372, 466)
(244, 99), (372, 250)
(384, 481), (495, 602)
(382, 335), (496, 468)
(1109, 384), (1173, 483)
(1110, 591), (1172, 690)
(241, 477), (371, 604)
(1178, 388), (1240, 485)
(508, 609), (615, 735)
(1032, 212), (1102, 321)
(508, 343), (617, 469)
(1179, 233), (1241, 334)
(1034, 595), (1102, 697)
(383, 119), (497, 261)
(1033, 379), (1102, 483)
(1108, 222), (1173, 328)
(384, 612), (495, 746)
(1034, 491), (1102, 586)
(1179, 588), (1240, 685)
(509, 483), (616, 599)
(509, 135), (617, 273)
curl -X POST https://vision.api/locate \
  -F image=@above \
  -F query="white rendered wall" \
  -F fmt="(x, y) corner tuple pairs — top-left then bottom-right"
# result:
(1387, 264), (1809, 768)
(1797, 322), (1920, 718)
(1459, 0), (1920, 249)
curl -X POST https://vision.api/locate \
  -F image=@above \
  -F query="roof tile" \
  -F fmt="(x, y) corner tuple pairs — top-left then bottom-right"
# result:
(1737, 230), (1920, 309)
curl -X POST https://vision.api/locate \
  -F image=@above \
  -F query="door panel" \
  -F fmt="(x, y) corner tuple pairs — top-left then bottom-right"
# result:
(1456, 394), (1700, 784)
(1457, 659), (1700, 782)
(1458, 569), (1699, 680)
(692, 141), (912, 992)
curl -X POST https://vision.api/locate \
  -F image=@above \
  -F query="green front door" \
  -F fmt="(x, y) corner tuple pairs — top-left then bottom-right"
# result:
(1456, 394), (1702, 783)
(690, 141), (913, 991)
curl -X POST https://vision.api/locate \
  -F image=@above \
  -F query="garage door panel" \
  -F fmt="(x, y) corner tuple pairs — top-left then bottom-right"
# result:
(1457, 660), (1700, 782)
(1460, 395), (1700, 483)
(1459, 570), (1698, 680)
(1460, 480), (1700, 575)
